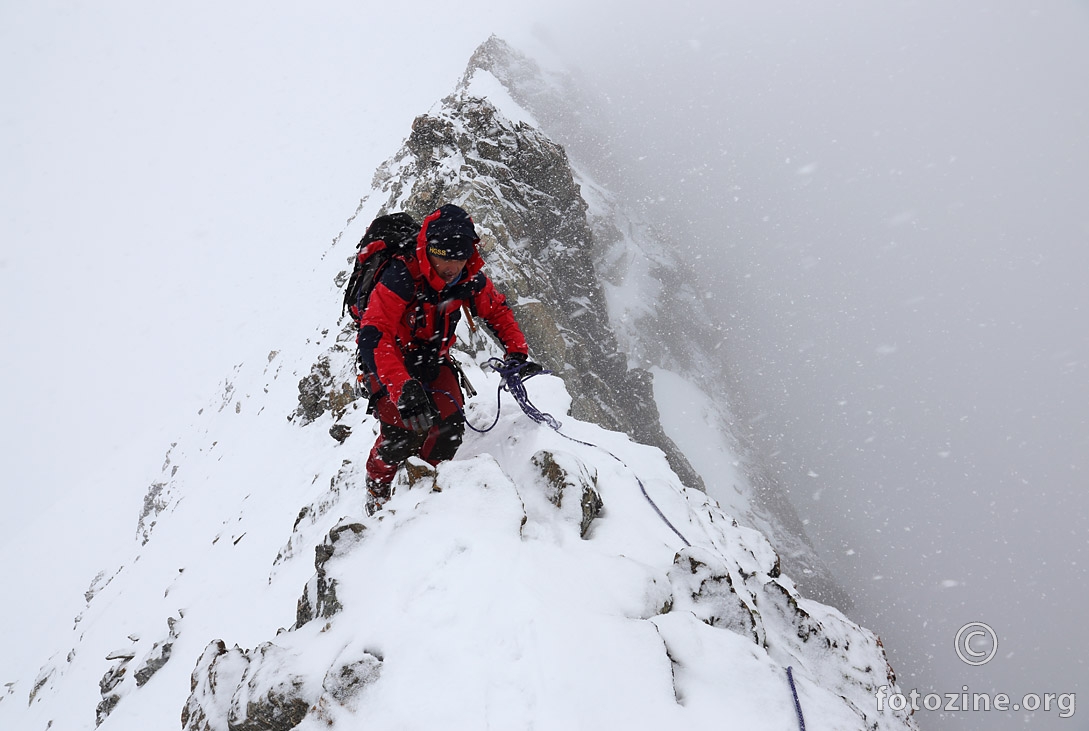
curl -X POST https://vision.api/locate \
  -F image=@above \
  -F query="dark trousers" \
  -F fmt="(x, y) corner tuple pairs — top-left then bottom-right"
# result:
(365, 362), (465, 484)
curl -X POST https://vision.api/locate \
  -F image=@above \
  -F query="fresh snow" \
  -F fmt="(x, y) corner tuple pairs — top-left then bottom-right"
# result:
(0, 248), (910, 730)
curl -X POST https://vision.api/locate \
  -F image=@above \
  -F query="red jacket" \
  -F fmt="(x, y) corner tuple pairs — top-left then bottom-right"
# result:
(358, 229), (527, 404)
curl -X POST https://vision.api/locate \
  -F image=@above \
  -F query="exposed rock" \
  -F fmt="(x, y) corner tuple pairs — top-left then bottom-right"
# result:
(328, 423), (352, 443)
(294, 356), (333, 424)
(137, 443), (181, 545)
(181, 641), (241, 731)
(98, 663), (127, 696)
(227, 643), (311, 731)
(95, 693), (120, 727)
(94, 657), (127, 726)
(83, 570), (111, 605)
(296, 519), (367, 628)
(402, 456), (438, 492)
(296, 570), (337, 630)
(294, 352), (359, 425)
(667, 546), (758, 643)
(92, 616), (180, 724)
(27, 663), (54, 706)
(183, 641), (316, 730)
(578, 483), (605, 539)
(134, 616), (179, 687)
(531, 449), (602, 538)
(182, 640), (384, 731)
(137, 482), (168, 545)
(273, 460), (363, 574)
(321, 652), (383, 706)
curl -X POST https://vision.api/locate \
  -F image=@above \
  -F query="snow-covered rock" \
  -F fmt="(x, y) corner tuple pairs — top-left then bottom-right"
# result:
(177, 357), (913, 729)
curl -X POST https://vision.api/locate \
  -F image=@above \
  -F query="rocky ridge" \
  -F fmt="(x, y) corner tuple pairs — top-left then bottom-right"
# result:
(295, 36), (842, 606)
(0, 37), (915, 731)
(325, 63), (705, 492)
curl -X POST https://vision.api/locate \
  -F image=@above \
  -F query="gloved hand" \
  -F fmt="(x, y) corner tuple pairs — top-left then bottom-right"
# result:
(504, 352), (544, 379)
(397, 379), (436, 433)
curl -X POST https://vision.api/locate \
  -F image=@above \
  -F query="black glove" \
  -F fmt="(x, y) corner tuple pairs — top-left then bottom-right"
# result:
(504, 352), (544, 379)
(397, 379), (436, 433)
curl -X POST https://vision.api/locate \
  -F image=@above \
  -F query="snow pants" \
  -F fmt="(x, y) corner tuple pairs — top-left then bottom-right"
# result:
(365, 361), (465, 485)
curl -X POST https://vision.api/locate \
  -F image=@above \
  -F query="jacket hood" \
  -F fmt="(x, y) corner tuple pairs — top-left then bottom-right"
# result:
(416, 205), (485, 292)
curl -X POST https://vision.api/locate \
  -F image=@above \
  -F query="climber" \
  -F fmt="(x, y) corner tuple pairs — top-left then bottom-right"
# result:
(357, 203), (541, 515)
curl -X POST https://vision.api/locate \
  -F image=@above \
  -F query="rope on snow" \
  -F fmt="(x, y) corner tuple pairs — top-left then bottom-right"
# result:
(443, 362), (807, 731)
(786, 666), (807, 731)
(441, 358), (692, 548)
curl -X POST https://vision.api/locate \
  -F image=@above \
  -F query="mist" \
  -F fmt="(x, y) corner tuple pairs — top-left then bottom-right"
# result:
(544, 1), (1089, 727)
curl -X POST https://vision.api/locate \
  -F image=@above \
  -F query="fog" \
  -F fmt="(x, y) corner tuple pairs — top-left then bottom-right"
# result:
(544, 2), (1089, 727)
(2, 1), (1087, 728)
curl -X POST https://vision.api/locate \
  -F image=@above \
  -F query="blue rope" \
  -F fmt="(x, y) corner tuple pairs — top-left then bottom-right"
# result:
(428, 383), (503, 434)
(444, 358), (691, 548)
(786, 666), (807, 731)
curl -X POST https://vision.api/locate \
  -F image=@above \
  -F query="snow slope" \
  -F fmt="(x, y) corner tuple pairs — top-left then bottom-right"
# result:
(1, 322), (914, 729)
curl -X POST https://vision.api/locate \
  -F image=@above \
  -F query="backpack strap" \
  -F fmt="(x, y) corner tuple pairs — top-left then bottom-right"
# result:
(342, 240), (390, 318)
(398, 254), (433, 306)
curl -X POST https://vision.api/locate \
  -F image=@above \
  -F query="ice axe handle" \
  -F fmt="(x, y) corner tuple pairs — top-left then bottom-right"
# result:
(461, 303), (477, 332)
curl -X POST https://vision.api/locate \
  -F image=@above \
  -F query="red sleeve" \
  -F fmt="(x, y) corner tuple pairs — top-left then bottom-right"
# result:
(472, 277), (528, 357)
(359, 282), (413, 404)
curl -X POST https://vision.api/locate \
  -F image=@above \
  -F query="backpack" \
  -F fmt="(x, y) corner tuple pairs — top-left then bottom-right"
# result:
(342, 212), (420, 327)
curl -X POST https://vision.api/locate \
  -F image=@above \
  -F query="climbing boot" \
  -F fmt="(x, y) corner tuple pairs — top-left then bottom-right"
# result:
(366, 477), (392, 516)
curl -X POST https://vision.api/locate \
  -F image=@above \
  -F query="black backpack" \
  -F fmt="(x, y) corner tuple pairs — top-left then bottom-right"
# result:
(342, 212), (420, 326)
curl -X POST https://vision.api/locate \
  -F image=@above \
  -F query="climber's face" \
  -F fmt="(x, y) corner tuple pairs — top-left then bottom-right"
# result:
(429, 253), (469, 285)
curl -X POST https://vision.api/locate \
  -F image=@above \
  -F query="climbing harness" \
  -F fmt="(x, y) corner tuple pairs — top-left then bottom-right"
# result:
(433, 358), (692, 547)
(786, 666), (807, 731)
